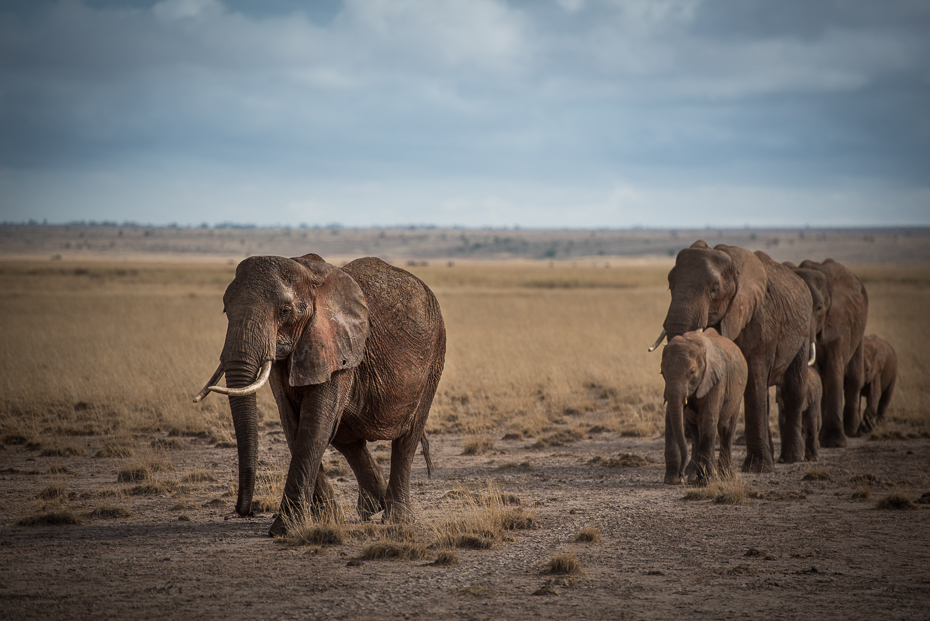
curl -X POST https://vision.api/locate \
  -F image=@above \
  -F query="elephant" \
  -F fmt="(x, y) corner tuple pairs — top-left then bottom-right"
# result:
(788, 259), (868, 446)
(776, 366), (823, 461)
(649, 241), (814, 472)
(194, 254), (446, 536)
(858, 335), (897, 433)
(660, 328), (748, 485)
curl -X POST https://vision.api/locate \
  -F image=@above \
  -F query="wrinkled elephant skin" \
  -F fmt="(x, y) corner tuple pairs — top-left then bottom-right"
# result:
(197, 254), (445, 536)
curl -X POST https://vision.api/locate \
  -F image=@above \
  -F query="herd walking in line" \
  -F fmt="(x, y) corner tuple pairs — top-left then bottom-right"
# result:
(194, 241), (897, 535)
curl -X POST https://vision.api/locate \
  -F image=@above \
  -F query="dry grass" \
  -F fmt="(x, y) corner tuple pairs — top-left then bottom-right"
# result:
(0, 258), (928, 494)
(253, 461), (288, 513)
(543, 552), (583, 575)
(462, 437), (495, 455)
(16, 508), (83, 526)
(875, 491), (919, 510)
(683, 476), (752, 505)
(279, 482), (534, 561)
(802, 468), (832, 481)
(87, 504), (136, 519)
(575, 527), (602, 543)
(182, 471), (218, 484)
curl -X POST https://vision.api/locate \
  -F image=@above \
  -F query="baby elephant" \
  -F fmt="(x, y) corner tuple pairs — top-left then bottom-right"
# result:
(661, 328), (748, 485)
(859, 335), (897, 433)
(776, 366), (823, 461)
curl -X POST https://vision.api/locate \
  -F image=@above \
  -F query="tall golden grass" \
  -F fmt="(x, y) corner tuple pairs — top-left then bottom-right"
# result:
(1, 259), (928, 446)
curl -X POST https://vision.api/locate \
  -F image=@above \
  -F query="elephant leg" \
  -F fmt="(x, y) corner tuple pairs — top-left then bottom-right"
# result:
(843, 343), (865, 437)
(777, 352), (807, 464)
(819, 349), (848, 448)
(742, 366), (775, 473)
(717, 420), (735, 479)
(311, 466), (344, 522)
(876, 376), (896, 421)
(269, 372), (353, 538)
(683, 412), (699, 478)
(859, 381), (880, 433)
(332, 439), (387, 520)
(385, 431), (420, 523)
(691, 414), (718, 485)
(664, 410), (685, 484)
(803, 400), (821, 461)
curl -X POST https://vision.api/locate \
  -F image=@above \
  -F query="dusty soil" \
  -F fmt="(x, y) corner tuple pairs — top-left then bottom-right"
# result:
(2, 424), (929, 621)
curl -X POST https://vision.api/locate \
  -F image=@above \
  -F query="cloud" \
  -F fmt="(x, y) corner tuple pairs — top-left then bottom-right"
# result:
(0, 0), (927, 227)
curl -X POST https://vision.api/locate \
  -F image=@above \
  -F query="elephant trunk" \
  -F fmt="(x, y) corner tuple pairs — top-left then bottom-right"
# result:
(663, 386), (689, 484)
(663, 300), (707, 341)
(228, 390), (258, 517)
(221, 320), (273, 518)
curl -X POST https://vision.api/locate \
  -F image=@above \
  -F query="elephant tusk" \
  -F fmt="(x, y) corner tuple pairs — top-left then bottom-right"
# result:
(808, 342), (817, 367)
(199, 360), (272, 399)
(193, 363), (225, 403)
(648, 329), (667, 352)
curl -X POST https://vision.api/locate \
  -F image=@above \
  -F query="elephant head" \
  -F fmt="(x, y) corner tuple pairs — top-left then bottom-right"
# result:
(194, 254), (369, 517)
(788, 265), (829, 343)
(650, 241), (766, 350)
(660, 329), (724, 483)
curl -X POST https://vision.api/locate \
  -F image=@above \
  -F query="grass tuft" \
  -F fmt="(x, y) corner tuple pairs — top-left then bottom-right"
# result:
(462, 437), (495, 455)
(575, 527), (601, 543)
(589, 453), (654, 468)
(875, 491), (918, 510)
(360, 541), (429, 560)
(544, 552), (582, 575)
(38, 483), (66, 500)
(684, 477), (751, 505)
(802, 468), (832, 481)
(182, 470), (218, 484)
(432, 550), (459, 566)
(87, 504), (135, 519)
(17, 509), (82, 526)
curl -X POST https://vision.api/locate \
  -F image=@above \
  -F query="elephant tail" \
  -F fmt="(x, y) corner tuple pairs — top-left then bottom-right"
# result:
(420, 433), (434, 478)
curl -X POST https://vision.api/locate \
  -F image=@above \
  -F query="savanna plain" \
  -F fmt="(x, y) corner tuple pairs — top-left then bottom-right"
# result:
(2, 229), (930, 620)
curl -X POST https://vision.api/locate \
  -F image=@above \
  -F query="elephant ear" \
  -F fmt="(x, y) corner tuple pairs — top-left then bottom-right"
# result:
(289, 258), (370, 387)
(694, 331), (725, 399)
(717, 245), (766, 341)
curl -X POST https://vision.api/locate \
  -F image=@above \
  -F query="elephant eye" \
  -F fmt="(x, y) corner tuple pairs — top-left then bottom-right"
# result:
(279, 305), (292, 320)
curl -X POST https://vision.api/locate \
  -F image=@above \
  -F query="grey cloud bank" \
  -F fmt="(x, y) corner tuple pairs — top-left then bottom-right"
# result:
(1, 0), (928, 228)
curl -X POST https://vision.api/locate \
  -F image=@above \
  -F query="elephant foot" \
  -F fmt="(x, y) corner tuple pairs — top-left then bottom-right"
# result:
(742, 453), (774, 474)
(819, 430), (848, 448)
(663, 474), (684, 485)
(268, 514), (288, 538)
(357, 492), (386, 521)
(383, 501), (413, 524)
(778, 449), (804, 464)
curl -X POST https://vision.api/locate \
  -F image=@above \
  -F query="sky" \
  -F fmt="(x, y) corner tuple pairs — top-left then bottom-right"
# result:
(1, 0), (928, 229)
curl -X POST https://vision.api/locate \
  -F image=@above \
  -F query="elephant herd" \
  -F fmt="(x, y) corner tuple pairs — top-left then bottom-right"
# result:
(194, 245), (897, 536)
(650, 240), (897, 486)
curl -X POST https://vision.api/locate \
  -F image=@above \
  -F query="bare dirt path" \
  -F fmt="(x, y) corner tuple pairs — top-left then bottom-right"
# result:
(2, 428), (930, 620)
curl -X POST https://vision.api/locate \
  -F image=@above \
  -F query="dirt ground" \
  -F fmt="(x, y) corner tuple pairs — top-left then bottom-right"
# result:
(2, 421), (929, 621)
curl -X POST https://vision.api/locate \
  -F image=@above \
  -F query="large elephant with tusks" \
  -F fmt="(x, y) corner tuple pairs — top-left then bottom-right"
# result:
(650, 241), (814, 472)
(195, 254), (445, 536)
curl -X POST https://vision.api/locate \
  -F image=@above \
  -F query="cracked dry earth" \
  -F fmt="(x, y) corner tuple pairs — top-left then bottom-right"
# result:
(2, 426), (930, 621)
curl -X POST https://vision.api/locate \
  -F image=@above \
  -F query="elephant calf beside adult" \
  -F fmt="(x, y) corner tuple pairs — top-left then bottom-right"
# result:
(194, 254), (446, 536)
(786, 259), (868, 446)
(649, 241), (814, 472)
